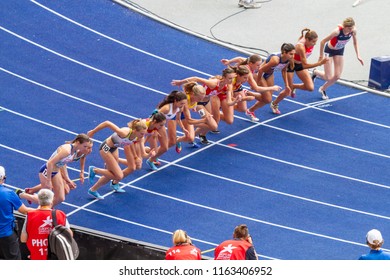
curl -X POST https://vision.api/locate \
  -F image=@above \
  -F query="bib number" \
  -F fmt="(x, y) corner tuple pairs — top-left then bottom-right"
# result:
(102, 143), (111, 153)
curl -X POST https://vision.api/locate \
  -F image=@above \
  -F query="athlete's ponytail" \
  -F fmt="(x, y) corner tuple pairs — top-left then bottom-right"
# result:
(150, 112), (166, 123)
(127, 119), (147, 131)
(299, 28), (318, 41)
(158, 90), (187, 109)
(281, 43), (295, 54)
(66, 133), (92, 144)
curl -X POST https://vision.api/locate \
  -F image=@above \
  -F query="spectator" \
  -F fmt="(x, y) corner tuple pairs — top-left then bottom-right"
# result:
(214, 224), (258, 260)
(165, 229), (201, 260)
(20, 189), (72, 260)
(0, 166), (31, 259)
(359, 229), (390, 260)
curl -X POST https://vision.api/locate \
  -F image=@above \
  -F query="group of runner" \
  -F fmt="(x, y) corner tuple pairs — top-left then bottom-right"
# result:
(16, 17), (362, 204)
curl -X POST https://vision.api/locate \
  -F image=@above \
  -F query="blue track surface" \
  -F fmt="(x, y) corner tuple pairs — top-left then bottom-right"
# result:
(1, 0), (389, 260)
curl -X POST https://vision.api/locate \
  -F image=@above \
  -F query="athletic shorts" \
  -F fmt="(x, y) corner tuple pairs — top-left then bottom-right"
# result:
(262, 71), (274, 80)
(233, 85), (244, 93)
(171, 112), (185, 121)
(287, 63), (304, 73)
(39, 164), (58, 178)
(197, 100), (210, 106)
(217, 93), (227, 101)
(99, 140), (117, 154)
(324, 43), (345, 57)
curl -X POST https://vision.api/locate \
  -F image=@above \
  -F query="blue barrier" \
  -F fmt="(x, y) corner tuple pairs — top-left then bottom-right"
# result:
(368, 56), (390, 90)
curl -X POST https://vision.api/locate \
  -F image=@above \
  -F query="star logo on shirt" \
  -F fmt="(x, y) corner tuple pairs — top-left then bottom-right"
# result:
(39, 215), (53, 228)
(220, 244), (237, 254)
(190, 248), (199, 256)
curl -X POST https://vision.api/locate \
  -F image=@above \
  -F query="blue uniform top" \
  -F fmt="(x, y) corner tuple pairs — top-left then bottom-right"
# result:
(0, 185), (22, 238)
(265, 53), (290, 72)
(262, 53), (290, 80)
(329, 26), (352, 50)
(359, 249), (390, 260)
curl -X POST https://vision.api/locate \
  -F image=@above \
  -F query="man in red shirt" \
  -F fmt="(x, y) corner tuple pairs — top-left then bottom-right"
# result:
(20, 189), (72, 260)
(214, 224), (258, 260)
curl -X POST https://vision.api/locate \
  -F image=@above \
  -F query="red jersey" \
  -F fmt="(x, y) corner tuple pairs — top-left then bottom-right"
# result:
(214, 239), (254, 260)
(329, 25), (352, 50)
(25, 209), (67, 260)
(165, 244), (201, 260)
(294, 39), (314, 62)
(204, 81), (228, 96)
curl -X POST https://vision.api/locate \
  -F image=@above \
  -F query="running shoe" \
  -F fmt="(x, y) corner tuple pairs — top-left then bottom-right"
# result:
(189, 142), (199, 148)
(245, 109), (259, 122)
(199, 135), (211, 145)
(311, 68), (317, 82)
(290, 89), (297, 98)
(110, 181), (126, 193)
(210, 130), (220, 134)
(243, 0), (261, 8)
(352, 0), (361, 7)
(318, 87), (329, 100)
(88, 166), (96, 184)
(175, 142), (182, 154)
(270, 101), (281, 114)
(88, 188), (104, 200)
(238, 0), (245, 7)
(146, 159), (158, 171)
(153, 158), (161, 166)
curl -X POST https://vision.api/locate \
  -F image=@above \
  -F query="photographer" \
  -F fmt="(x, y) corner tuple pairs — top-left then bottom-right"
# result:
(214, 224), (258, 260)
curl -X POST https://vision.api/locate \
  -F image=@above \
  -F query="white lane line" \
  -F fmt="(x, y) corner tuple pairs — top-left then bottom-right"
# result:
(0, 26), (166, 95)
(31, 0), (212, 77)
(2, 107), (388, 222)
